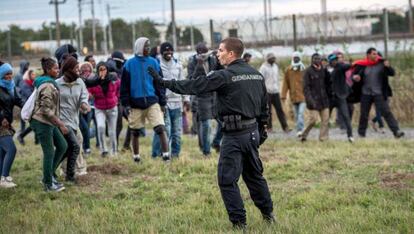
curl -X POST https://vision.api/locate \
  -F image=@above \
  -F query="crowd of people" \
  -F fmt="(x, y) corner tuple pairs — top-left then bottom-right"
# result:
(0, 39), (405, 193)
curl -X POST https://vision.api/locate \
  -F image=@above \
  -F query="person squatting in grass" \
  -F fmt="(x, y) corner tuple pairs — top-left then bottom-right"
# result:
(56, 55), (91, 183)
(148, 37), (275, 229)
(0, 61), (24, 188)
(120, 37), (170, 163)
(30, 57), (68, 192)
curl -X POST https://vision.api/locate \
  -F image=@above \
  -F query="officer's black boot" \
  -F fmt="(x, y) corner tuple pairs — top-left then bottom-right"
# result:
(262, 212), (276, 224)
(232, 222), (247, 232)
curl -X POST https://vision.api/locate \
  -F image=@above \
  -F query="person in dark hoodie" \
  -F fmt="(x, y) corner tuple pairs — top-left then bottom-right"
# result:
(30, 57), (68, 192)
(55, 44), (78, 69)
(0, 61), (24, 188)
(88, 62), (120, 157)
(187, 42), (220, 156)
(120, 37), (169, 163)
(352, 47), (404, 138)
(14, 60), (30, 137)
(327, 53), (354, 143)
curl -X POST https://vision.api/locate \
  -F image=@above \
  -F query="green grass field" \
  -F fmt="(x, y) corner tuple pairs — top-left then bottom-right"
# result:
(0, 135), (413, 233)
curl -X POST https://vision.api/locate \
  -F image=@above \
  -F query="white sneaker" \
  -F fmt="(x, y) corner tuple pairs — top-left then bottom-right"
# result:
(348, 137), (355, 143)
(296, 131), (303, 138)
(133, 155), (141, 163)
(0, 176), (17, 188)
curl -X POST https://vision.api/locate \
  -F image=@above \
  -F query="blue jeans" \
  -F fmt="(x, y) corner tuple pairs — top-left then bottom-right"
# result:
(198, 119), (211, 155)
(212, 120), (223, 147)
(79, 111), (92, 151)
(152, 107), (183, 157)
(0, 136), (16, 177)
(293, 102), (306, 132)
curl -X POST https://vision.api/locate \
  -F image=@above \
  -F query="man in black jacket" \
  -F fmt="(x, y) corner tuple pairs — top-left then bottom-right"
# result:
(149, 37), (275, 229)
(352, 48), (404, 138)
(328, 53), (354, 142)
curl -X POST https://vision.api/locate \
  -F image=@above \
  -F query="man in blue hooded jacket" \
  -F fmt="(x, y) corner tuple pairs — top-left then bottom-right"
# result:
(120, 37), (169, 162)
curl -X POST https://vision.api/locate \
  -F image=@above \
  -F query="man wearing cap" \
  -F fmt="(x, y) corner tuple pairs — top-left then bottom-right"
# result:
(328, 53), (354, 142)
(151, 42), (189, 158)
(259, 53), (290, 133)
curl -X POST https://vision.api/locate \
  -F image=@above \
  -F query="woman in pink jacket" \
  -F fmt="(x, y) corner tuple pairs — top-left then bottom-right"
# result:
(88, 62), (120, 157)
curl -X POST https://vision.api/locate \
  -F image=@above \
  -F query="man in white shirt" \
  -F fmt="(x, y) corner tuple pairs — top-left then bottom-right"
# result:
(259, 53), (290, 132)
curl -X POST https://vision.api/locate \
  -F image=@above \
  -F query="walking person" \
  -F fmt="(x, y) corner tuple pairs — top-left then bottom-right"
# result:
(56, 55), (90, 182)
(259, 53), (290, 133)
(16, 69), (37, 145)
(281, 51), (306, 137)
(0, 61), (24, 188)
(187, 42), (220, 156)
(30, 57), (68, 192)
(152, 42), (189, 158)
(13, 60), (30, 137)
(88, 62), (120, 157)
(149, 37), (275, 229)
(327, 53), (354, 142)
(300, 53), (331, 141)
(352, 48), (404, 138)
(120, 37), (170, 162)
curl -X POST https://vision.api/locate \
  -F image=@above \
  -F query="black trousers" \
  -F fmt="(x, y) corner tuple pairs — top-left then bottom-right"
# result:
(267, 93), (288, 130)
(358, 94), (400, 136)
(218, 128), (273, 225)
(59, 127), (80, 180)
(333, 97), (353, 137)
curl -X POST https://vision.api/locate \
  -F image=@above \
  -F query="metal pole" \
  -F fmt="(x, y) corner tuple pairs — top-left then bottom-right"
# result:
(70, 23), (74, 45)
(170, 0), (177, 50)
(263, 0), (268, 41)
(107, 3), (113, 51)
(102, 24), (108, 55)
(78, 0), (83, 51)
(91, 0), (97, 52)
(383, 8), (389, 58)
(132, 22), (136, 51)
(190, 24), (194, 51)
(409, 0), (413, 33)
(293, 14), (297, 51)
(53, 0), (61, 46)
(209, 19), (214, 48)
(7, 28), (12, 63)
(268, 0), (272, 40)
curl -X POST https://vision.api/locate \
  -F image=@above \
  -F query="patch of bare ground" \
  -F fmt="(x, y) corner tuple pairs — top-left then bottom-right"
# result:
(380, 172), (414, 189)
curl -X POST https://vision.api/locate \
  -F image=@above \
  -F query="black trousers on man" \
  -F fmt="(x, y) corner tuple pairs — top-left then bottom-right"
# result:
(358, 94), (400, 136)
(218, 128), (273, 225)
(59, 127), (80, 180)
(333, 97), (353, 137)
(267, 93), (288, 131)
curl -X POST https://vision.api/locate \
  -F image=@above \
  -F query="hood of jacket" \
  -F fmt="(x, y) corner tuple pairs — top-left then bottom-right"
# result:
(19, 60), (30, 75)
(134, 37), (149, 56)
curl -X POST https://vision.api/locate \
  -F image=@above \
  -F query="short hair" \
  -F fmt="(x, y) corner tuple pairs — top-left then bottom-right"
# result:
(311, 53), (321, 59)
(243, 52), (252, 59)
(84, 55), (94, 62)
(40, 57), (57, 74)
(366, 47), (376, 55)
(220, 37), (244, 58)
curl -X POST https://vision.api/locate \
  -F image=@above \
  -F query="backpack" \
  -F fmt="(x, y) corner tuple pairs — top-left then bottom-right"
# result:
(21, 88), (38, 121)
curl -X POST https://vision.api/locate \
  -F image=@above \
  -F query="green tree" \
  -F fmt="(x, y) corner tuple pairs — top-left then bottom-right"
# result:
(372, 11), (408, 34)
(133, 19), (160, 46)
(110, 18), (131, 50)
(180, 26), (204, 46)
(165, 22), (181, 45)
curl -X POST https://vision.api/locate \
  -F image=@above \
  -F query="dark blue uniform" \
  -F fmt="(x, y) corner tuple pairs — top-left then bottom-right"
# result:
(161, 59), (274, 226)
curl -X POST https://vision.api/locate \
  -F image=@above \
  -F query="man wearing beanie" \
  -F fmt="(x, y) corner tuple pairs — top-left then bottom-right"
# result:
(120, 37), (170, 163)
(259, 53), (290, 133)
(151, 42), (189, 158)
(56, 55), (90, 182)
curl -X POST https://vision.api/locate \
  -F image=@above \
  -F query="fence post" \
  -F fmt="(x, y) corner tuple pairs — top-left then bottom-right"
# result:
(209, 19), (214, 48)
(293, 14), (297, 51)
(383, 8), (389, 58)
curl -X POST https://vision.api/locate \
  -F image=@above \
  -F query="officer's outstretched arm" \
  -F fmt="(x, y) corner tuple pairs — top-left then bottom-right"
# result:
(163, 71), (226, 95)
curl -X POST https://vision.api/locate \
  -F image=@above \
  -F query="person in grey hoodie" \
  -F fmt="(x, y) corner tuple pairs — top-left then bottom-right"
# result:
(151, 42), (190, 158)
(56, 55), (90, 182)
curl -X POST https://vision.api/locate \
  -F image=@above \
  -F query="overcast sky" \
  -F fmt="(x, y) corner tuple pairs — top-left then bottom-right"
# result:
(0, 0), (408, 30)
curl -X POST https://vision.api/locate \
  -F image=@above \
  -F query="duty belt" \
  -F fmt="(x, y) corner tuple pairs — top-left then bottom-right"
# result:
(222, 115), (256, 132)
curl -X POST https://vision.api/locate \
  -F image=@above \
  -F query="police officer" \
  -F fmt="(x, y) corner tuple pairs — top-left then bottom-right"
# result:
(148, 37), (275, 229)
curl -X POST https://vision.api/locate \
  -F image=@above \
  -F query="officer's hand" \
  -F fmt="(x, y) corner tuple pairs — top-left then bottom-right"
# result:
(147, 67), (162, 83)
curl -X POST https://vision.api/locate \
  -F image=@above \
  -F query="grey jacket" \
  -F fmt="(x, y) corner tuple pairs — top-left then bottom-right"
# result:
(56, 77), (89, 130)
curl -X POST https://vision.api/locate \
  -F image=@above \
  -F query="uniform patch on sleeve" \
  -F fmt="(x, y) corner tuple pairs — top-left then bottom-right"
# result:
(206, 71), (215, 78)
